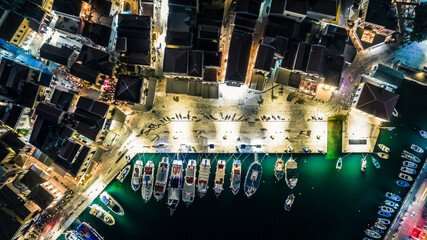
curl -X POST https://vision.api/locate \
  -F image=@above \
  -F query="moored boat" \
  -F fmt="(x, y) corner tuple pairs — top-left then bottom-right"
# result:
(65, 230), (84, 240)
(378, 144), (390, 153)
(230, 159), (241, 195)
(377, 152), (389, 159)
(401, 150), (421, 163)
(372, 157), (380, 169)
(385, 192), (401, 202)
(284, 193), (295, 211)
(361, 155), (367, 171)
(182, 159), (197, 206)
(370, 226), (384, 234)
(336, 158), (342, 171)
(141, 160), (155, 202)
(365, 229), (381, 239)
(274, 158), (285, 180)
(153, 157), (170, 201)
(399, 173), (413, 181)
(377, 218), (391, 225)
(385, 200), (399, 209)
(214, 160), (226, 197)
(76, 222), (104, 240)
(244, 153), (263, 198)
(396, 180), (410, 187)
(167, 158), (183, 216)
(378, 210), (391, 217)
(392, 108), (398, 117)
(379, 205), (395, 213)
(400, 167), (416, 175)
(411, 144), (424, 153)
(116, 165), (131, 183)
(99, 191), (124, 215)
(197, 159), (210, 198)
(88, 204), (115, 225)
(403, 161), (418, 168)
(285, 157), (298, 189)
(131, 160), (143, 191)
(420, 130), (427, 139)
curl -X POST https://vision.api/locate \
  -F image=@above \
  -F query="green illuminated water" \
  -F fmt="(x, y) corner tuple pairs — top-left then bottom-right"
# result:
(64, 80), (427, 240)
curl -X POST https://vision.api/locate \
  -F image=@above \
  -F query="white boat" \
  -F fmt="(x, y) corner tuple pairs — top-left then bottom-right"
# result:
(88, 204), (115, 225)
(336, 158), (342, 171)
(385, 200), (399, 210)
(379, 205), (395, 213)
(182, 159), (197, 206)
(131, 160), (143, 191)
(230, 160), (241, 195)
(411, 144), (424, 153)
(153, 157), (170, 201)
(374, 222), (386, 230)
(116, 165), (131, 183)
(377, 152), (389, 159)
(361, 155), (367, 171)
(141, 161), (155, 202)
(365, 229), (381, 239)
(401, 150), (421, 163)
(274, 158), (285, 180)
(403, 161), (418, 168)
(214, 160), (226, 197)
(401, 167), (416, 175)
(378, 144), (390, 153)
(377, 218), (391, 225)
(244, 153), (263, 198)
(284, 193), (295, 211)
(285, 157), (298, 189)
(386, 192), (401, 202)
(399, 173), (413, 181)
(197, 159), (210, 198)
(168, 158), (183, 216)
(99, 191), (124, 216)
(392, 108), (398, 117)
(420, 130), (427, 139)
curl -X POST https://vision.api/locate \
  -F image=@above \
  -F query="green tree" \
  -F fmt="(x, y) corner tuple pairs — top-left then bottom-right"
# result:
(410, 3), (427, 42)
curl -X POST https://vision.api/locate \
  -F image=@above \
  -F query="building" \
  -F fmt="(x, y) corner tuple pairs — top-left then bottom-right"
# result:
(114, 75), (144, 104)
(225, 30), (253, 85)
(0, 9), (38, 47)
(363, 64), (404, 91)
(39, 43), (75, 67)
(166, 4), (195, 48)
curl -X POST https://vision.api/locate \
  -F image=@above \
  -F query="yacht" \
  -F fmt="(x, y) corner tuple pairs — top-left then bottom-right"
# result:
(214, 160), (226, 197)
(377, 152), (389, 159)
(365, 229), (381, 239)
(403, 161), (418, 168)
(153, 157), (170, 201)
(378, 210), (391, 217)
(65, 231), (84, 240)
(116, 165), (131, 183)
(285, 157), (298, 189)
(420, 130), (427, 139)
(284, 193), (295, 211)
(379, 206), (395, 213)
(385, 200), (399, 210)
(396, 180), (410, 187)
(401, 150), (421, 162)
(392, 108), (398, 117)
(361, 155), (367, 171)
(377, 218), (391, 225)
(131, 160), (143, 191)
(274, 158), (285, 180)
(385, 192), (401, 202)
(399, 173), (413, 181)
(378, 144), (390, 153)
(244, 153), (263, 198)
(167, 158), (183, 216)
(336, 158), (342, 171)
(401, 167), (416, 175)
(230, 159), (241, 195)
(182, 159), (197, 206)
(99, 191), (124, 215)
(88, 204), (115, 225)
(411, 144), (424, 153)
(372, 157), (380, 169)
(197, 159), (211, 198)
(371, 226), (384, 234)
(141, 161), (155, 202)
(76, 222), (104, 240)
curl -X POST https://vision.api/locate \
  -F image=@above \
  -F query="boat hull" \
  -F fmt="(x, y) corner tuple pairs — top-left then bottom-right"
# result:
(244, 161), (263, 198)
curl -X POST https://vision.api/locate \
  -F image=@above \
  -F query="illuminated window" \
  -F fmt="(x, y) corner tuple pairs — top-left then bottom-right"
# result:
(361, 30), (375, 43)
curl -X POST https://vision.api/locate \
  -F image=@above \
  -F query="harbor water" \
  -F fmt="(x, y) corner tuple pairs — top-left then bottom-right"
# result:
(65, 80), (427, 240)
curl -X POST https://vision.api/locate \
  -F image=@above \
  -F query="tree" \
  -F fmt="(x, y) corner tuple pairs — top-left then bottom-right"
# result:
(410, 3), (427, 42)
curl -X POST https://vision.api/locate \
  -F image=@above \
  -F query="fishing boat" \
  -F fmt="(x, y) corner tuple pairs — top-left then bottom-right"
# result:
(420, 130), (427, 139)
(365, 229), (381, 239)
(244, 153), (263, 198)
(131, 160), (143, 191)
(141, 161), (155, 202)
(377, 152), (389, 159)
(399, 173), (413, 181)
(285, 157), (298, 189)
(274, 158), (285, 180)
(88, 204), (115, 225)
(361, 155), (367, 171)
(374, 222), (387, 230)
(197, 159), (210, 198)
(392, 108), (398, 117)
(396, 180), (410, 187)
(99, 191), (124, 215)
(379, 205), (395, 213)
(336, 158), (342, 171)
(153, 157), (170, 201)
(401, 167), (416, 175)
(370, 226), (384, 234)
(284, 193), (295, 211)
(403, 161), (418, 168)
(65, 231), (84, 240)
(385, 200), (399, 209)
(182, 159), (197, 206)
(76, 222), (104, 240)
(378, 210), (391, 217)
(411, 144), (424, 153)
(167, 158), (183, 216)
(230, 159), (241, 195)
(214, 160), (226, 197)
(372, 157), (380, 169)
(378, 144), (390, 153)
(377, 218), (391, 225)
(401, 150), (421, 162)
(116, 165), (131, 183)
(385, 192), (401, 202)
